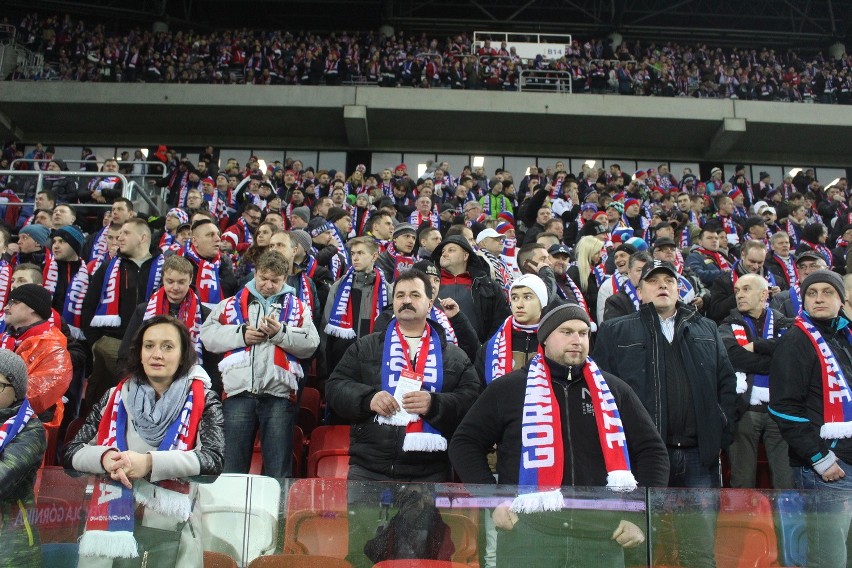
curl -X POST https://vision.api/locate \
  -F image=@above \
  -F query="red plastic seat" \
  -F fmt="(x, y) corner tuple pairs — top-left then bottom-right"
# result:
(248, 554), (353, 567)
(311, 452), (349, 478)
(309, 425), (350, 454)
(42, 400), (64, 466)
(440, 511), (479, 566)
(250, 433), (263, 475)
(204, 550), (239, 568)
(714, 489), (779, 568)
(307, 426), (350, 478)
(292, 425), (306, 478)
(298, 387), (322, 437)
(283, 479), (349, 558)
(63, 417), (86, 447)
(249, 426), (306, 477)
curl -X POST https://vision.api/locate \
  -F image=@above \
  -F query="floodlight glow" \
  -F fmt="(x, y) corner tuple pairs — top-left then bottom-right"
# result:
(417, 163), (427, 179)
(472, 156), (485, 168)
(257, 159), (267, 172)
(140, 148), (149, 159)
(584, 160), (596, 168)
(788, 168), (802, 177)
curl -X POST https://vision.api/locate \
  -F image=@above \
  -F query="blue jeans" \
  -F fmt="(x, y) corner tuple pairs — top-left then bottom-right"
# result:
(661, 447), (720, 568)
(222, 393), (295, 478)
(794, 459), (852, 567)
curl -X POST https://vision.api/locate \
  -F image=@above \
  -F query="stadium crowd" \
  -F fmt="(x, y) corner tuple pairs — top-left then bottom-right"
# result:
(5, 11), (852, 102)
(2, 142), (852, 566)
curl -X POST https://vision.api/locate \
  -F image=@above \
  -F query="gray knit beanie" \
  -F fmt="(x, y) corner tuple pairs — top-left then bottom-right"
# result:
(289, 229), (313, 254)
(801, 270), (845, 301)
(537, 303), (591, 344)
(0, 349), (29, 400)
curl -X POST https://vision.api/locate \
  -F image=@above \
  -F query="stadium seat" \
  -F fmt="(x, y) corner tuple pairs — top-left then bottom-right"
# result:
(283, 478), (349, 558)
(292, 424), (306, 478)
(309, 425), (350, 453)
(714, 489), (779, 568)
(248, 554), (353, 568)
(307, 425), (350, 477)
(41, 400), (64, 466)
(298, 387), (322, 437)
(249, 426), (306, 476)
(63, 416), (86, 447)
(204, 550), (239, 568)
(311, 452), (349, 478)
(776, 491), (808, 566)
(439, 511), (480, 566)
(198, 474), (281, 567)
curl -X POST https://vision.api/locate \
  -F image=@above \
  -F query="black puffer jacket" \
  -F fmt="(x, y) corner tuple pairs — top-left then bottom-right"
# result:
(770, 315), (852, 470)
(450, 357), (669, 488)
(325, 320), (481, 479)
(594, 303), (738, 467)
(63, 382), (225, 477)
(0, 401), (46, 568)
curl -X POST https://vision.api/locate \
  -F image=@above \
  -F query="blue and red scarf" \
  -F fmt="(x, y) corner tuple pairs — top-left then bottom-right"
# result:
(78, 377), (205, 559)
(732, 310), (775, 404)
(331, 224), (351, 267)
(409, 209), (440, 228)
(802, 240), (834, 266)
(43, 256), (89, 338)
(88, 226), (109, 264)
(180, 244), (223, 306)
(484, 316), (538, 384)
(296, 272), (316, 316)
(512, 352), (636, 513)
(430, 306), (458, 346)
(144, 287), (203, 360)
(218, 288), (307, 391)
(795, 312), (852, 439)
(376, 320), (446, 452)
(0, 399), (33, 455)
(91, 255), (164, 328)
(384, 243), (416, 280)
(325, 267), (388, 339)
(0, 259), (12, 309)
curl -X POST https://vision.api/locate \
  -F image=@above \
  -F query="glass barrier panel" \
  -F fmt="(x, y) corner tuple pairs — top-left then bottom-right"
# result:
(32, 471), (850, 568)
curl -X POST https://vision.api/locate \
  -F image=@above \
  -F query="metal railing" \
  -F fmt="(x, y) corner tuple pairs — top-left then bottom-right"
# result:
(0, 170), (161, 215)
(518, 69), (572, 93)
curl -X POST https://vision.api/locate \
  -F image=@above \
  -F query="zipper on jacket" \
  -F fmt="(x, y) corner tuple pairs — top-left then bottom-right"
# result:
(554, 377), (575, 486)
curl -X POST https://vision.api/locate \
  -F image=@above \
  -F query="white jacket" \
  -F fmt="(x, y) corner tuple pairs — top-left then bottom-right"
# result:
(201, 282), (319, 398)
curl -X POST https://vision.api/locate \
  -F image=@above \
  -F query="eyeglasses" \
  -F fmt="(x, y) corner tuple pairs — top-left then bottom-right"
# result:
(0, 382), (13, 394)
(5, 299), (21, 307)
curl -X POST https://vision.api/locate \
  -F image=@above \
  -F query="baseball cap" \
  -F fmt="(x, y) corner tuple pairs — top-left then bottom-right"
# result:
(548, 244), (571, 257)
(640, 260), (679, 282)
(475, 228), (505, 244)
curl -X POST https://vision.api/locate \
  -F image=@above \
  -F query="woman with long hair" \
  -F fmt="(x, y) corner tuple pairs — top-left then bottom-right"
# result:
(65, 315), (224, 567)
(566, 235), (606, 325)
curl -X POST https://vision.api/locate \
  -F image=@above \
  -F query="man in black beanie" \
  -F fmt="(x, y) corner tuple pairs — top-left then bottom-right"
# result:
(450, 303), (667, 568)
(770, 269), (852, 566)
(45, 225), (89, 338)
(3, 284), (72, 421)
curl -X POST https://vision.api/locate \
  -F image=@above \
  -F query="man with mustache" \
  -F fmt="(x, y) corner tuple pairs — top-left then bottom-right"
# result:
(326, 268), (480, 568)
(594, 260), (738, 568)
